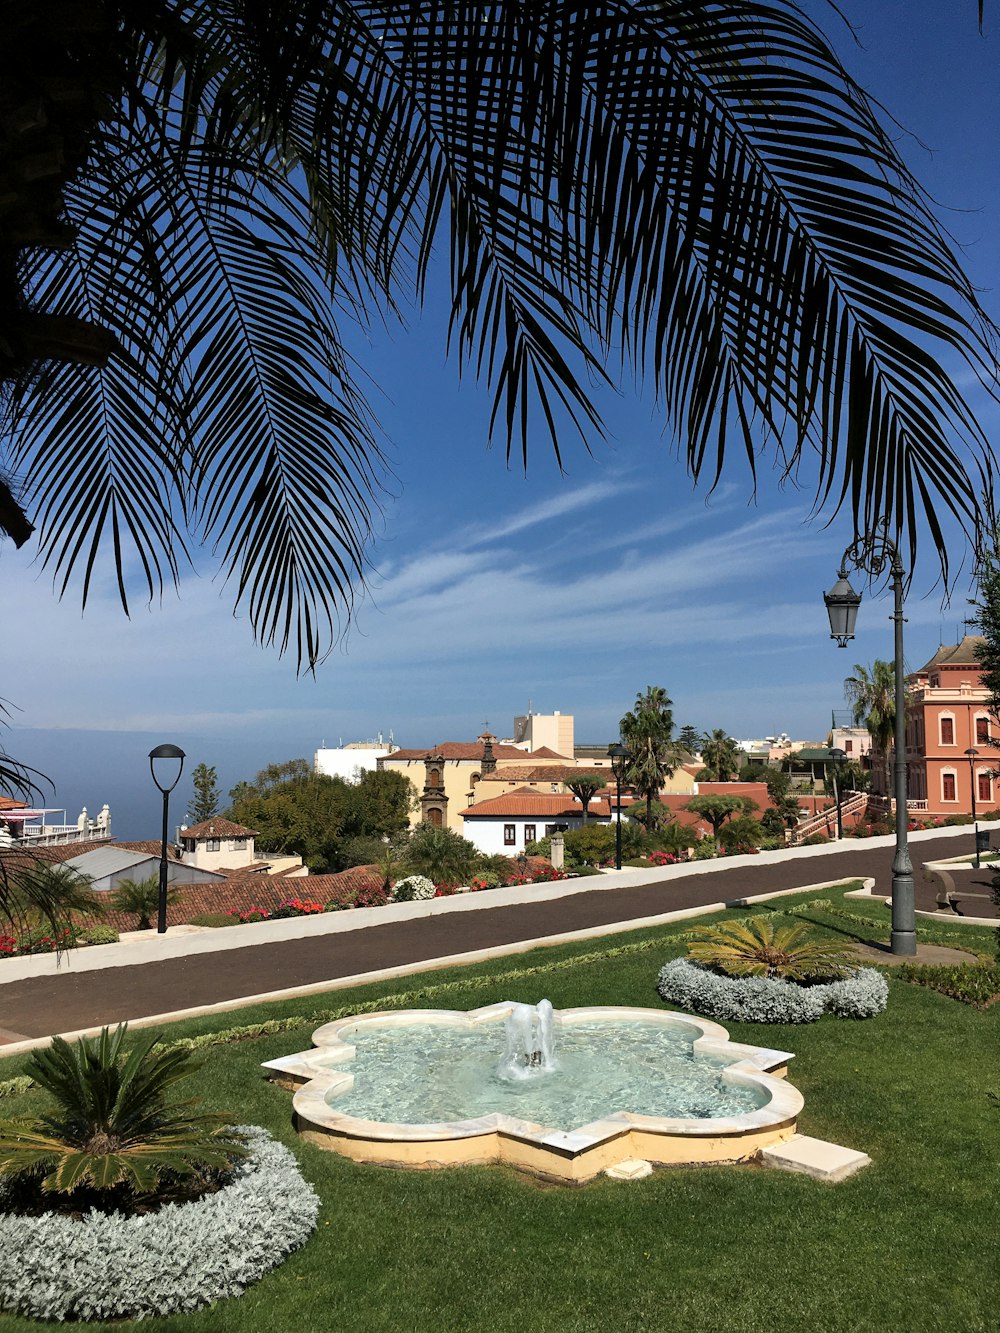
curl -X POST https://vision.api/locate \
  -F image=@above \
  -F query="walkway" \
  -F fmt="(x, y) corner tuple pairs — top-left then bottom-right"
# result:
(0, 829), (993, 1046)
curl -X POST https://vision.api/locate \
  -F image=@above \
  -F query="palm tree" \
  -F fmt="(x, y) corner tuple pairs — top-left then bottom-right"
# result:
(844, 660), (897, 797)
(699, 730), (742, 783)
(1, 859), (102, 942)
(620, 687), (683, 830)
(0, 4), (995, 672)
(110, 874), (177, 932)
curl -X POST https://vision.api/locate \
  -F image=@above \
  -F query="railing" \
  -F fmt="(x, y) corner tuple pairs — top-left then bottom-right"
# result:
(15, 825), (104, 846)
(791, 791), (868, 843)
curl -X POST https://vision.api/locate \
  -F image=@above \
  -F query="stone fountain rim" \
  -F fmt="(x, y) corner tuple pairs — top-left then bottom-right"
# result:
(263, 1002), (803, 1152)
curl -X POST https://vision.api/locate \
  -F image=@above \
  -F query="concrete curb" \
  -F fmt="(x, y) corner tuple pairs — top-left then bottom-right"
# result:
(0, 876), (874, 1059)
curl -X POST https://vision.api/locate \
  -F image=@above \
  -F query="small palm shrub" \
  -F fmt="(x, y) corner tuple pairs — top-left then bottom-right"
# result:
(110, 874), (178, 930)
(685, 916), (858, 982)
(0, 1024), (244, 1216)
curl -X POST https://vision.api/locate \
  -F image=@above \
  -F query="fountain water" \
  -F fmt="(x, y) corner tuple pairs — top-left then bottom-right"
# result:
(498, 1000), (556, 1080)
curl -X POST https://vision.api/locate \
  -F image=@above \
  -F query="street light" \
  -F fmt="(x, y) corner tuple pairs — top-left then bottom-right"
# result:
(829, 747), (846, 840)
(965, 747), (981, 867)
(149, 744), (185, 934)
(607, 743), (630, 870)
(824, 523), (915, 956)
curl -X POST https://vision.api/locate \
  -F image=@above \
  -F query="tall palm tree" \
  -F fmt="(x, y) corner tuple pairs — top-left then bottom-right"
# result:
(620, 686), (683, 830)
(844, 660), (897, 796)
(0, 4), (995, 671)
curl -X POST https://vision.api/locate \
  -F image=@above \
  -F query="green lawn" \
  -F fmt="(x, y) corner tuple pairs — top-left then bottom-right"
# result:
(1, 885), (997, 1333)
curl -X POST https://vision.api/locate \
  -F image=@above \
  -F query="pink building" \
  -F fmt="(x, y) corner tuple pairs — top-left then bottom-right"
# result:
(905, 636), (998, 817)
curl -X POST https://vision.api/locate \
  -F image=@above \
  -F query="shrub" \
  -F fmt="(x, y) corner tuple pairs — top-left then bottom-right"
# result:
(943, 813), (974, 826)
(0, 1024), (243, 1206)
(718, 816), (765, 854)
(468, 871), (501, 891)
(188, 912), (240, 927)
(531, 863), (568, 883)
(75, 924), (119, 946)
(656, 957), (888, 1023)
(691, 839), (718, 860)
(270, 898), (326, 918)
(230, 907), (270, 923)
(0, 1126), (318, 1322)
(801, 832), (829, 846)
(685, 916), (858, 981)
(391, 875), (436, 902)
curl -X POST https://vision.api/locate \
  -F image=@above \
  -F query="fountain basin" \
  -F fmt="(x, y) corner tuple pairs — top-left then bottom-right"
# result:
(263, 1003), (803, 1184)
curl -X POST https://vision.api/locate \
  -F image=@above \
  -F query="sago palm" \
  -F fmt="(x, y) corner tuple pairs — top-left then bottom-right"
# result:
(686, 916), (857, 981)
(0, 1024), (243, 1198)
(0, 4), (995, 670)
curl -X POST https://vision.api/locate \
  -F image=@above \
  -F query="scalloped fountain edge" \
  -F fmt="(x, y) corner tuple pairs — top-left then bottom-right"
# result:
(263, 1003), (806, 1183)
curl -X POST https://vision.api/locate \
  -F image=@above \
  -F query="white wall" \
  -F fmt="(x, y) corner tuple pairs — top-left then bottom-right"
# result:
(314, 745), (396, 780)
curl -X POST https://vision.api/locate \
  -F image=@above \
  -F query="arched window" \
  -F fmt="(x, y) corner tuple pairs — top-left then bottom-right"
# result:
(429, 768), (441, 788)
(427, 807), (443, 827)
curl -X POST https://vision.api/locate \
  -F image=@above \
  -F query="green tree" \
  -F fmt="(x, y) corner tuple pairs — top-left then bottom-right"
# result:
(565, 772), (607, 824)
(677, 726), (702, 756)
(110, 874), (177, 932)
(402, 825), (479, 884)
(844, 660), (896, 796)
(685, 794), (757, 850)
(620, 687), (684, 831)
(698, 730), (742, 782)
(0, 4), (994, 672)
(973, 524), (1000, 765)
(186, 763), (220, 824)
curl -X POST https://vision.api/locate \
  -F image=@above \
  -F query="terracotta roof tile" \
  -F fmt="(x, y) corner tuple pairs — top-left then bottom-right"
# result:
(386, 742), (527, 761)
(461, 788), (611, 819)
(180, 818), (257, 840)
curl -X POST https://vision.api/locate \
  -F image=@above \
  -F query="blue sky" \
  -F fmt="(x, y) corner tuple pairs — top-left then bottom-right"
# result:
(3, 1), (1000, 837)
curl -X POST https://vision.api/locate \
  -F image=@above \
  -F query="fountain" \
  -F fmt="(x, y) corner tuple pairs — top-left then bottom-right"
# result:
(263, 1001), (806, 1183)
(498, 1000), (556, 1080)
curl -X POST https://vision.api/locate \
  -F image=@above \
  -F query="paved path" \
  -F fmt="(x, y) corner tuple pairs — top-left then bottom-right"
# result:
(0, 832), (993, 1044)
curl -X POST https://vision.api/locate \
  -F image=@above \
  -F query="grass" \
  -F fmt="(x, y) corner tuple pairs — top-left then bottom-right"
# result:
(0, 883), (998, 1332)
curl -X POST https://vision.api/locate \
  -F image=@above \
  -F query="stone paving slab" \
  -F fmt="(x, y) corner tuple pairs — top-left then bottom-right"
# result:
(761, 1134), (871, 1182)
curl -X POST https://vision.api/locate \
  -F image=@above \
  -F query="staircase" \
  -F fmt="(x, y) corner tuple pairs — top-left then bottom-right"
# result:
(790, 791), (868, 843)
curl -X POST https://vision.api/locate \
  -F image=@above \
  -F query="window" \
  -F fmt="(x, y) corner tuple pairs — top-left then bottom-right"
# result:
(206, 838), (221, 852)
(232, 838), (246, 850)
(844, 740), (853, 754)
(976, 717), (990, 744)
(429, 768), (441, 788)
(940, 716), (955, 745)
(504, 824), (516, 846)
(524, 825), (536, 844)
(942, 772), (957, 802)
(427, 808), (443, 828)
(979, 773), (992, 802)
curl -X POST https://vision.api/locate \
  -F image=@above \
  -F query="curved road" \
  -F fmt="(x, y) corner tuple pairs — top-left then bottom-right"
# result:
(0, 833), (994, 1042)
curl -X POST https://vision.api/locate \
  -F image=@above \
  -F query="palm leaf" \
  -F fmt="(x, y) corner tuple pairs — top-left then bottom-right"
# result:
(5, 2), (997, 667)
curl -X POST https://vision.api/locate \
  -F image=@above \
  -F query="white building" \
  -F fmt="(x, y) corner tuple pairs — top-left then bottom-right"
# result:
(507, 710), (574, 758)
(458, 787), (611, 855)
(314, 736), (399, 781)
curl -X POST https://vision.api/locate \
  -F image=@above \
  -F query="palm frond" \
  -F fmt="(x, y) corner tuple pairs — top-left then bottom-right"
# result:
(5, 2), (997, 667)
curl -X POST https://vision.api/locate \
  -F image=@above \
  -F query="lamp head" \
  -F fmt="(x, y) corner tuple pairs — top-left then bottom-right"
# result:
(149, 743), (186, 794)
(824, 568), (861, 647)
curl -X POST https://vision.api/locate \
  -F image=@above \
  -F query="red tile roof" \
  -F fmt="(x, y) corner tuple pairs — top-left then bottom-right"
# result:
(523, 746), (573, 760)
(386, 742), (528, 761)
(460, 788), (611, 819)
(180, 818), (257, 840)
(0, 797), (27, 812)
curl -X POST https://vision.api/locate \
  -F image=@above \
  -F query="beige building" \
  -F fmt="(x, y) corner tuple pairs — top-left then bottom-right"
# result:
(379, 732), (579, 832)
(509, 710), (574, 758)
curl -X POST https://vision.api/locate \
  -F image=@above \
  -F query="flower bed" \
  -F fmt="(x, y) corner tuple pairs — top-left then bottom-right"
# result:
(656, 957), (888, 1023)
(0, 1126), (319, 1322)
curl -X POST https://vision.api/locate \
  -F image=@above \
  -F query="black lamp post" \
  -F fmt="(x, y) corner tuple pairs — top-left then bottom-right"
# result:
(829, 747), (846, 840)
(607, 743), (630, 870)
(149, 744), (185, 934)
(824, 524), (915, 956)
(965, 746), (980, 867)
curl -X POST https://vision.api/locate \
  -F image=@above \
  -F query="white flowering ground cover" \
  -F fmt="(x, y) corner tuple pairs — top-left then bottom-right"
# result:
(0, 1126), (319, 1322)
(656, 957), (889, 1023)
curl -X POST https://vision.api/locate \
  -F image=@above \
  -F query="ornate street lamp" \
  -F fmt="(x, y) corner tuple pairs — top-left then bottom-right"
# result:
(607, 743), (630, 870)
(149, 744), (185, 934)
(964, 747), (980, 868)
(824, 524), (915, 956)
(829, 747), (846, 840)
